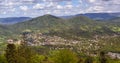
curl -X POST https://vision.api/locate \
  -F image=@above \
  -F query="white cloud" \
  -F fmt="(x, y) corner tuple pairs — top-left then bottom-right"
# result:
(56, 5), (63, 9)
(64, 4), (73, 9)
(47, 2), (54, 7)
(43, 0), (71, 2)
(89, 0), (96, 3)
(3, 11), (6, 14)
(0, 0), (120, 17)
(93, 6), (104, 11)
(20, 6), (28, 11)
(20, 0), (36, 3)
(46, 11), (51, 14)
(10, 8), (16, 12)
(78, 0), (83, 3)
(85, 6), (104, 13)
(33, 3), (45, 9)
(6, 2), (14, 6)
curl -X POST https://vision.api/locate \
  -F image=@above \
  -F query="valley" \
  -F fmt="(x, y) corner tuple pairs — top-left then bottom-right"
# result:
(0, 14), (120, 63)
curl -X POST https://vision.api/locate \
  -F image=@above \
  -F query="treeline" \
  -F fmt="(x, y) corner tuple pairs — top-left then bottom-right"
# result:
(0, 43), (110, 63)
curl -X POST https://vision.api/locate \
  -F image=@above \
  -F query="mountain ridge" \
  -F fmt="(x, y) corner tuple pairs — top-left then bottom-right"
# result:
(61, 12), (120, 20)
(0, 12), (120, 25)
(0, 17), (31, 25)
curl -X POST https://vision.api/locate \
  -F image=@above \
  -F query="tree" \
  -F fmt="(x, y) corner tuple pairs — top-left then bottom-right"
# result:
(77, 58), (84, 63)
(99, 51), (107, 63)
(84, 57), (93, 63)
(17, 45), (36, 63)
(0, 54), (7, 63)
(31, 54), (45, 63)
(16, 31), (37, 63)
(5, 44), (17, 63)
(51, 49), (78, 63)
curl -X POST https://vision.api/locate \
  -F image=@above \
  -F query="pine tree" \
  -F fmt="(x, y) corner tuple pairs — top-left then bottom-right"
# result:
(99, 51), (107, 63)
(84, 57), (93, 63)
(5, 44), (17, 63)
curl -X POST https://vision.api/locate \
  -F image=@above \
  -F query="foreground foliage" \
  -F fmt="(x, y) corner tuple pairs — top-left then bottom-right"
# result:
(0, 43), (118, 63)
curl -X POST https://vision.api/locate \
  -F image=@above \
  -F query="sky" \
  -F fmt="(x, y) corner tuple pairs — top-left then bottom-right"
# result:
(0, 0), (120, 18)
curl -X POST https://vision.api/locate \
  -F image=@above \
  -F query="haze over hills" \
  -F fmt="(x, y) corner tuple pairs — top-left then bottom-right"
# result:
(61, 12), (120, 20)
(109, 17), (120, 23)
(0, 17), (31, 25)
(0, 12), (120, 25)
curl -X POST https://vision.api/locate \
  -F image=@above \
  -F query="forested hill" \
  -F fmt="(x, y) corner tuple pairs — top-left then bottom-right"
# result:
(0, 14), (120, 38)
(8, 14), (68, 33)
(0, 25), (12, 36)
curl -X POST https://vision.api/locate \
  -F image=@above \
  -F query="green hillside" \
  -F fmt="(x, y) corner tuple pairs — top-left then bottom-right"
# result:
(0, 14), (119, 39)
(9, 15), (69, 33)
(0, 25), (12, 36)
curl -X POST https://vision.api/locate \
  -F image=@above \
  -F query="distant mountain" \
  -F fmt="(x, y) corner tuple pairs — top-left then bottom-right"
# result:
(1, 12), (119, 25)
(61, 12), (120, 20)
(0, 17), (31, 25)
(109, 17), (120, 23)
(104, 17), (120, 26)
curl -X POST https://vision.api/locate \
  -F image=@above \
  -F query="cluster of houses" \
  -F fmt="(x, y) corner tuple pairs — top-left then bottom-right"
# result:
(7, 32), (103, 54)
(7, 32), (79, 46)
(6, 31), (120, 59)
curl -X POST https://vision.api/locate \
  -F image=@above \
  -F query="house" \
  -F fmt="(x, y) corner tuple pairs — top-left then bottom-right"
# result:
(107, 52), (120, 59)
(7, 39), (14, 44)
